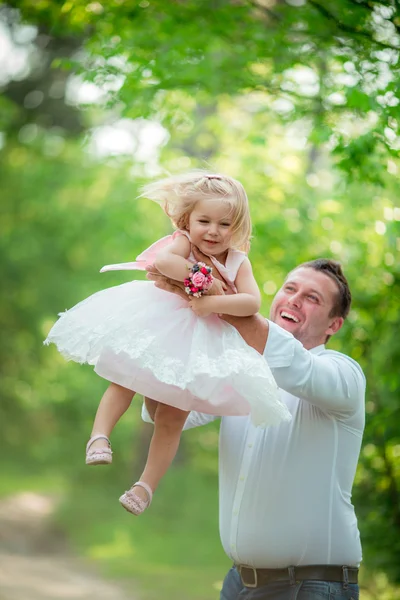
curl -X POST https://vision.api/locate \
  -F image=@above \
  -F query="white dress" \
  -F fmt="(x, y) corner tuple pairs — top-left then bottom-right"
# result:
(44, 231), (291, 427)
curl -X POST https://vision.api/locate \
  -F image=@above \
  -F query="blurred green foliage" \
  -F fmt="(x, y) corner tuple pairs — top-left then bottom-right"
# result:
(1, 2), (400, 599)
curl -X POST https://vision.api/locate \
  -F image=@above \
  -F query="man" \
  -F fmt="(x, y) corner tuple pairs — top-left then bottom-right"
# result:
(145, 257), (365, 600)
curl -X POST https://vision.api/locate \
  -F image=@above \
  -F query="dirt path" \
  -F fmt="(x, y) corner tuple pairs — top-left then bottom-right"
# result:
(0, 492), (137, 600)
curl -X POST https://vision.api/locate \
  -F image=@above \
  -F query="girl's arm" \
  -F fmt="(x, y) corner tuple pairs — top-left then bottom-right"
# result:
(154, 235), (192, 281)
(189, 257), (261, 317)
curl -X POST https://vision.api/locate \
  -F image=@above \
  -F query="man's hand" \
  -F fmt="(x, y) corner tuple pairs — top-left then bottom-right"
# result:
(206, 277), (227, 297)
(145, 264), (187, 300)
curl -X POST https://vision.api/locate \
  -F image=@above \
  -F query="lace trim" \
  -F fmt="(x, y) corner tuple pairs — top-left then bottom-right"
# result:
(45, 321), (291, 425)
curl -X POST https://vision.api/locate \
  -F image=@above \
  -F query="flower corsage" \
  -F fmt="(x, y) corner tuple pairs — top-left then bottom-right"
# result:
(184, 262), (214, 298)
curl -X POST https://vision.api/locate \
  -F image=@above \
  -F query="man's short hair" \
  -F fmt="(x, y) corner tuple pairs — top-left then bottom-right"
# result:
(298, 259), (352, 319)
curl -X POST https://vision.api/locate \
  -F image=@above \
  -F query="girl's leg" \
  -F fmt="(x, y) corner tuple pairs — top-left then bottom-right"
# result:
(89, 383), (135, 450)
(131, 403), (189, 502)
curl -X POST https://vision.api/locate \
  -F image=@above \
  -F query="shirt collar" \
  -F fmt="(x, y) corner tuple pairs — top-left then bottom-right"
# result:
(310, 344), (326, 354)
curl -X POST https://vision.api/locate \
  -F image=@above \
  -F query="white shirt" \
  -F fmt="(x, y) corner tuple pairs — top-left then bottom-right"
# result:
(142, 320), (366, 568)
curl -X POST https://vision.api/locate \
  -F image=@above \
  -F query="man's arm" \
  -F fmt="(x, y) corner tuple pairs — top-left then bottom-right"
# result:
(226, 313), (364, 414)
(218, 313), (364, 415)
(222, 313), (269, 354)
(265, 321), (366, 415)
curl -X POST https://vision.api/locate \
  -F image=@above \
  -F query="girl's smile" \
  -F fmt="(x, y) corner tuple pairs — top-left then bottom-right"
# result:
(188, 199), (234, 262)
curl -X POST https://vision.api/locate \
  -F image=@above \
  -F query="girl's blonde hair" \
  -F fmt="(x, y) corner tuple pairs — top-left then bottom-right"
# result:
(141, 170), (252, 251)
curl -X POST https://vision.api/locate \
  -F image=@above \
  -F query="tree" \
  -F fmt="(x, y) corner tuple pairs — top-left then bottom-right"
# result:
(7, 0), (400, 181)
(1, 1), (400, 595)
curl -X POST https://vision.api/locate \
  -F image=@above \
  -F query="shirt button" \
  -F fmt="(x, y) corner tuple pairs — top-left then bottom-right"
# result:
(248, 443), (253, 448)
(233, 510), (238, 516)
(240, 476), (245, 481)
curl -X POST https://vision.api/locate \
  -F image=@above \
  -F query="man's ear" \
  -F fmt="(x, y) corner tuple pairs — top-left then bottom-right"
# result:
(326, 316), (344, 337)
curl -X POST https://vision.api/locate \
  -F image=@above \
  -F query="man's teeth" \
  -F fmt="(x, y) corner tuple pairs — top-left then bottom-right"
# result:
(281, 311), (299, 323)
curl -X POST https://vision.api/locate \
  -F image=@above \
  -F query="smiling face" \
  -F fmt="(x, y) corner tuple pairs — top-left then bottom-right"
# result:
(269, 266), (344, 349)
(188, 198), (234, 261)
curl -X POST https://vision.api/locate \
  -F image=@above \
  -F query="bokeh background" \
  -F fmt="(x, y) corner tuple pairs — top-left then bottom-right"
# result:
(1, 1), (399, 599)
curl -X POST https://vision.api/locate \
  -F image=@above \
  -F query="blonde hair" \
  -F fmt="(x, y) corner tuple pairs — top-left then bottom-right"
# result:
(141, 170), (252, 251)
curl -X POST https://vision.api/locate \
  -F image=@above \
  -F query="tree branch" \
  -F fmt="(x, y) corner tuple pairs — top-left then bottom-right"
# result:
(308, 0), (400, 51)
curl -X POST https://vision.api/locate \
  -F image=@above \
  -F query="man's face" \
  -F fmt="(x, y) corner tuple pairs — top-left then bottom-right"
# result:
(269, 267), (344, 349)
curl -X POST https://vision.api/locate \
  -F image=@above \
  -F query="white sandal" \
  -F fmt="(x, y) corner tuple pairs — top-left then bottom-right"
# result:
(119, 481), (153, 515)
(85, 434), (112, 465)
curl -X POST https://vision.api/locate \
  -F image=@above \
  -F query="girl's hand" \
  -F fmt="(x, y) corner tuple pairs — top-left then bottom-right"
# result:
(189, 296), (215, 317)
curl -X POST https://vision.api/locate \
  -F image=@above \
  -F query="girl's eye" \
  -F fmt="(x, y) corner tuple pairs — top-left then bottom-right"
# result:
(221, 223), (231, 227)
(199, 220), (209, 224)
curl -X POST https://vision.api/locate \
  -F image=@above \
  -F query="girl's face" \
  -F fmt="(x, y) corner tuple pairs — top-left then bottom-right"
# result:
(188, 198), (234, 260)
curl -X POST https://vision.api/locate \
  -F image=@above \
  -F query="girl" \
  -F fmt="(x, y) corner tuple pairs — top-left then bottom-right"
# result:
(45, 171), (291, 516)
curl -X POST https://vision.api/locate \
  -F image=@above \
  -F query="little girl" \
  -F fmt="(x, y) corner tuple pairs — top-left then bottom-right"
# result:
(45, 171), (291, 516)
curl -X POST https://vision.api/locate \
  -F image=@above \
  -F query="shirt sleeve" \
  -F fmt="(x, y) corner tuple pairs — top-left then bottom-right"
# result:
(264, 320), (366, 414)
(141, 403), (217, 429)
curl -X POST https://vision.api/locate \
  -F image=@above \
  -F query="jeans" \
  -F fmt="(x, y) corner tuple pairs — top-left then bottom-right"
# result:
(220, 567), (360, 600)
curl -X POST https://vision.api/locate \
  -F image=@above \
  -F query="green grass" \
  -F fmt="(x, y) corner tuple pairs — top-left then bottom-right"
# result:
(55, 465), (231, 600)
(4, 462), (399, 600)
(0, 462), (66, 498)
(0, 460), (230, 598)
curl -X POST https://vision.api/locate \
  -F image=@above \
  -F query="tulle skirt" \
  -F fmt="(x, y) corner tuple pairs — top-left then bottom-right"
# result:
(44, 281), (291, 427)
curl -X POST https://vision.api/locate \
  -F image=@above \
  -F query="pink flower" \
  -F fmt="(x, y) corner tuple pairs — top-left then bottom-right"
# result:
(192, 271), (206, 287)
